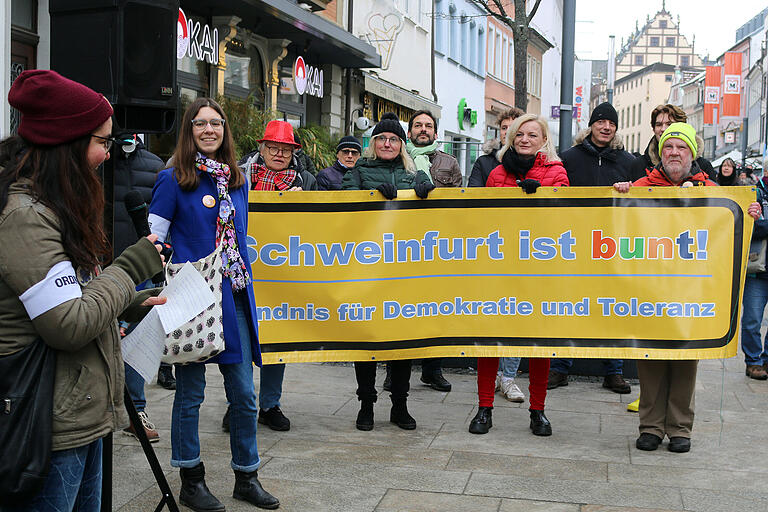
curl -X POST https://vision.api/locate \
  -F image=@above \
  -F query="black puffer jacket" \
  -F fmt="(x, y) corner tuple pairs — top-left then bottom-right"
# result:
(560, 129), (636, 186)
(113, 136), (164, 257)
(317, 160), (350, 190)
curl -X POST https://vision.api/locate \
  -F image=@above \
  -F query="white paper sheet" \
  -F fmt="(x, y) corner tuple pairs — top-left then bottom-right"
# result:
(156, 262), (216, 334)
(122, 308), (167, 383)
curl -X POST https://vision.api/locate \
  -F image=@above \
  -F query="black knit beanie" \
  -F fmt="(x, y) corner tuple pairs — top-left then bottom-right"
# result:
(589, 102), (618, 126)
(336, 135), (362, 153)
(372, 112), (406, 141)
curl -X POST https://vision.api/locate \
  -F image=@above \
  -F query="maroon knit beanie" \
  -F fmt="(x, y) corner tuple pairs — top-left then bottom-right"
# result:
(8, 69), (113, 146)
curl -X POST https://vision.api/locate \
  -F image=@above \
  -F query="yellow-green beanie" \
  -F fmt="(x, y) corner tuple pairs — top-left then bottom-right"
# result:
(658, 122), (697, 157)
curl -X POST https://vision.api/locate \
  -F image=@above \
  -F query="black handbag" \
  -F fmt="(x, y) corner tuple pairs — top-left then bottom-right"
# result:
(0, 338), (56, 504)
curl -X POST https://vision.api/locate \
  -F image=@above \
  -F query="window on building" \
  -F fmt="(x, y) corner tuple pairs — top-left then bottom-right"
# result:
(681, 56), (689, 67)
(435, 0), (444, 53)
(666, 37), (675, 47)
(638, 103), (642, 126)
(631, 105), (636, 126)
(665, 74), (673, 82)
(650, 37), (659, 47)
(508, 40), (514, 84)
(502, 35), (508, 82)
(526, 54), (541, 97)
(477, 27), (485, 75)
(495, 32), (501, 76)
(461, 15), (469, 66)
(486, 26), (494, 73)
(469, 21), (477, 71)
(660, 20), (667, 28)
(635, 55), (643, 66)
(449, 4), (459, 60)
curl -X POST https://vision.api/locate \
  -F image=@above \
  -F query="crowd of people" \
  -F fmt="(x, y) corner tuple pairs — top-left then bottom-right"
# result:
(0, 69), (765, 512)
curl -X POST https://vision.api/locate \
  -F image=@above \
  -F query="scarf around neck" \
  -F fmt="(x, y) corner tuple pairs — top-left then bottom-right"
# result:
(501, 149), (536, 179)
(407, 140), (440, 183)
(195, 152), (249, 292)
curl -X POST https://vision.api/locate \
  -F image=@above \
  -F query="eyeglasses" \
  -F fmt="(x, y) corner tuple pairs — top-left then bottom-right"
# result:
(191, 118), (225, 129)
(375, 136), (401, 145)
(264, 145), (293, 157)
(339, 149), (360, 156)
(91, 134), (117, 152)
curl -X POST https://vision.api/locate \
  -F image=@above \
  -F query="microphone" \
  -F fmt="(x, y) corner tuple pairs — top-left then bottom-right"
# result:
(124, 190), (151, 238)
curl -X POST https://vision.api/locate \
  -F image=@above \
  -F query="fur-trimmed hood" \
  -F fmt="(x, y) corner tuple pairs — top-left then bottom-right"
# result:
(482, 138), (502, 155)
(572, 127), (626, 151)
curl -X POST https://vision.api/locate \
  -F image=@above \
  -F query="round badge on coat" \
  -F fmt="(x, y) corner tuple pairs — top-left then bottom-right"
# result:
(202, 195), (216, 208)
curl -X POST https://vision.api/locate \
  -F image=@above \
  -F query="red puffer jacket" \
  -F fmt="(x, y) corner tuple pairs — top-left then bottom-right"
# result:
(486, 152), (569, 187)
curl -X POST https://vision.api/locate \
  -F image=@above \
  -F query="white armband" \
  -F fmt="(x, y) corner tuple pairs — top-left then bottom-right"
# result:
(19, 261), (83, 319)
(148, 213), (171, 242)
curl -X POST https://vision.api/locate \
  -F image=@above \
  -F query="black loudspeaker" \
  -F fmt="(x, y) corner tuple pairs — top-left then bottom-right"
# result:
(50, 0), (178, 133)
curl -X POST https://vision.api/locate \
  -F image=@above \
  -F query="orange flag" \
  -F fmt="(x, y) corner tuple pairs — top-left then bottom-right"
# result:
(722, 52), (742, 118)
(704, 67), (720, 125)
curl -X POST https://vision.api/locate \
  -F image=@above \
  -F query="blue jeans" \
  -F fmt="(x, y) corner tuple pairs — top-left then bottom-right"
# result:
(499, 357), (521, 378)
(260, 363), (285, 410)
(741, 275), (768, 366)
(550, 358), (623, 375)
(1, 439), (103, 512)
(171, 293), (260, 472)
(124, 362), (146, 412)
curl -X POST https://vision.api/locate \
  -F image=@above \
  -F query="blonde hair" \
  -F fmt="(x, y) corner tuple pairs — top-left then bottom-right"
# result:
(497, 113), (560, 163)
(362, 134), (416, 173)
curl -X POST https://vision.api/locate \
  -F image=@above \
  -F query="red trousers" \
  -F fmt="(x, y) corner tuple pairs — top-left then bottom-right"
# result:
(477, 357), (550, 410)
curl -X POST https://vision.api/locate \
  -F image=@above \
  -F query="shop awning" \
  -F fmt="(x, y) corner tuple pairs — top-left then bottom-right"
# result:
(184, 0), (381, 68)
(364, 73), (442, 118)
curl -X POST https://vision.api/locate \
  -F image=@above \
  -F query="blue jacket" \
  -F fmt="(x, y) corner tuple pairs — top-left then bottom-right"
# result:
(317, 160), (350, 190)
(148, 168), (261, 366)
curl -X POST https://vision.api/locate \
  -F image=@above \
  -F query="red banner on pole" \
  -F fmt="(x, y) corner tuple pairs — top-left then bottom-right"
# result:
(704, 66), (720, 125)
(722, 52), (742, 118)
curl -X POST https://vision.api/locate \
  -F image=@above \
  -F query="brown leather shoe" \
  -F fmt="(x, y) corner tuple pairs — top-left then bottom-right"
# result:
(123, 411), (160, 443)
(603, 374), (631, 394)
(746, 365), (768, 380)
(547, 370), (568, 389)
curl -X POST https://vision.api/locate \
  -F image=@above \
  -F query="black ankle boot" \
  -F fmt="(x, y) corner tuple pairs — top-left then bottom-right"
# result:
(390, 398), (416, 430)
(468, 406), (493, 434)
(157, 364), (176, 390)
(179, 462), (225, 512)
(529, 409), (552, 436)
(233, 470), (280, 509)
(356, 401), (374, 431)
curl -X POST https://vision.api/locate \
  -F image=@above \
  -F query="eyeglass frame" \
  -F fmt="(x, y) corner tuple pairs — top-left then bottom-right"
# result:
(91, 134), (117, 152)
(374, 135), (401, 146)
(191, 118), (226, 129)
(263, 144), (295, 157)
(338, 148), (361, 155)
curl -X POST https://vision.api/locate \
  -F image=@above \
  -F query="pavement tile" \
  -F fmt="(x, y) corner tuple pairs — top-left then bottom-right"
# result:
(607, 462), (768, 495)
(500, 500), (580, 511)
(580, 507), (679, 512)
(265, 438), (453, 469)
(465, 473), (684, 510)
(261, 456), (471, 494)
(447, 450), (609, 482)
(375, 489), (502, 511)
(680, 488), (768, 512)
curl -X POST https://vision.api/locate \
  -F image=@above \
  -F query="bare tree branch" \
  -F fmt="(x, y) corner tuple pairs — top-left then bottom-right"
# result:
(528, 0), (543, 23)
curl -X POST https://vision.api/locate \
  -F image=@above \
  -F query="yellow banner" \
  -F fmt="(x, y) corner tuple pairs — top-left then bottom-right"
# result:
(246, 187), (755, 364)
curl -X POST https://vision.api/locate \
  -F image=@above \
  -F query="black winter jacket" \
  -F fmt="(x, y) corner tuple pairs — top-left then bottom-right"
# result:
(468, 138), (501, 187)
(560, 129), (636, 186)
(113, 137), (164, 257)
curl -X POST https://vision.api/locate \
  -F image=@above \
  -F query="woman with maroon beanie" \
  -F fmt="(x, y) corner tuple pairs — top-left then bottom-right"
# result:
(0, 70), (165, 510)
(469, 113), (568, 436)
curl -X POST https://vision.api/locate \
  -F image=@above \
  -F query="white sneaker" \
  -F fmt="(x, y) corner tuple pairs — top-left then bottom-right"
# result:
(495, 372), (502, 391)
(501, 377), (525, 402)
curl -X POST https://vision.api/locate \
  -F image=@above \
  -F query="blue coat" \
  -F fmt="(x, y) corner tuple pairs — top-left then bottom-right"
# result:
(149, 168), (261, 366)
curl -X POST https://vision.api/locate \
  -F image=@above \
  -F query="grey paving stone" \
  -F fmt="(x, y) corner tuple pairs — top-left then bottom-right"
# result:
(334, 394), (477, 424)
(261, 457), (471, 494)
(607, 462), (768, 495)
(447, 450), (609, 482)
(680, 488), (768, 512)
(265, 438), (453, 469)
(465, 472), (684, 510)
(580, 507), (680, 512)
(500, 499), (580, 511)
(376, 489), (501, 511)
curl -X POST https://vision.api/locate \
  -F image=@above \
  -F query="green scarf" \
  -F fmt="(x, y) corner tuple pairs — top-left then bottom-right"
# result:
(406, 140), (440, 183)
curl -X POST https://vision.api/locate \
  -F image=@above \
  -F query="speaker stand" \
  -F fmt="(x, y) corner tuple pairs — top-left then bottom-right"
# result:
(101, 388), (179, 512)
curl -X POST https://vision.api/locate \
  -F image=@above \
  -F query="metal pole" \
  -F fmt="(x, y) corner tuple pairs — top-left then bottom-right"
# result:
(607, 35), (615, 104)
(742, 116), (749, 167)
(558, 0), (576, 152)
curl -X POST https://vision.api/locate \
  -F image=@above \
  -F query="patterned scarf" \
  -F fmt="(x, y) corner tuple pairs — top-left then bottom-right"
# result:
(195, 153), (249, 292)
(248, 158), (298, 191)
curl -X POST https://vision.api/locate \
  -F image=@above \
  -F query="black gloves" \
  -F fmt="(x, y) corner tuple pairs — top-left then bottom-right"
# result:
(517, 178), (541, 194)
(414, 181), (436, 199)
(376, 183), (397, 199)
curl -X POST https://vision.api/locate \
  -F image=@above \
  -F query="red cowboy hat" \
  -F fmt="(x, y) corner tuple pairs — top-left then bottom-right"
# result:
(258, 120), (301, 147)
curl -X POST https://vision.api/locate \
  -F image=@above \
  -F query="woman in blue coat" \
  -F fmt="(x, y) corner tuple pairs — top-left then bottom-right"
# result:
(149, 98), (279, 511)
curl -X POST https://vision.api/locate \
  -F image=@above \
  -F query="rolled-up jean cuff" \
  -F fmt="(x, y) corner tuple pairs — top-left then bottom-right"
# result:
(231, 460), (261, 472)
(170, 455), (201, 468)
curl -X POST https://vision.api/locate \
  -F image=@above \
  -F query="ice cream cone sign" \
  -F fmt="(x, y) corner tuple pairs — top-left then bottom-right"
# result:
(365, 12), (404, 71)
